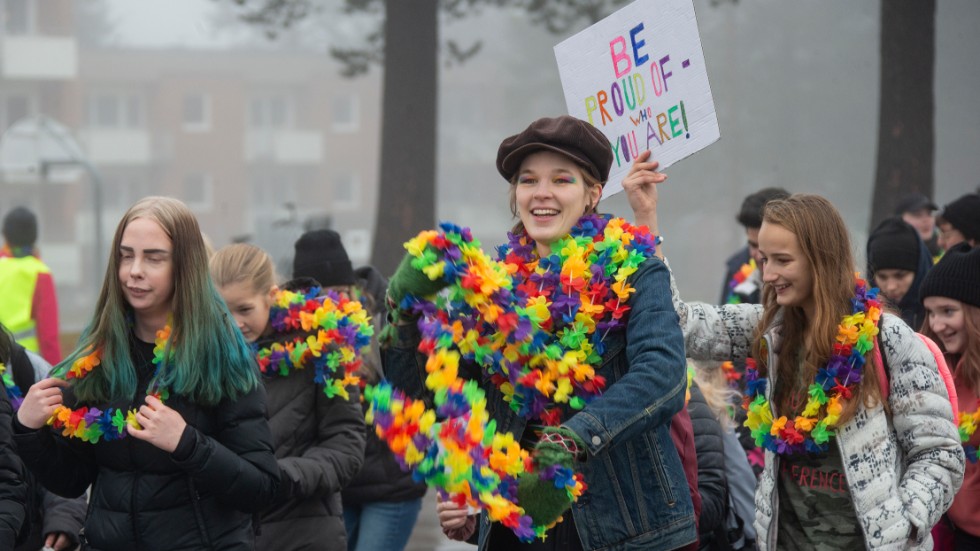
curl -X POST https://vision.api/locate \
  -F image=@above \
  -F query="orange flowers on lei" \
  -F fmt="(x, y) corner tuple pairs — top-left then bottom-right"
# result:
(254, 287), (372, 400)
(49, 323), (173, 443)
(744, 277), (882, 455)
(368, 215), (658, 541)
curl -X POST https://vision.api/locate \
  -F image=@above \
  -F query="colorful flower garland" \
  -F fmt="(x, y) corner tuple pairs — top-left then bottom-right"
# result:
(958, 404), (980, 463)
(744, 277), (882, 455)
(48, 323), (173, 443)
(0, 362), (23, 411)
(725, 259), (757, 304)
(368, 215), (657, 541)
(253, 287), (372, 400)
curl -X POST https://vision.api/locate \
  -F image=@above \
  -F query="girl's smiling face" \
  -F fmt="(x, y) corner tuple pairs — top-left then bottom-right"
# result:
(515, 151), (600, 257)
(924, 296), (967, 354)
(758, 221), (815, 316)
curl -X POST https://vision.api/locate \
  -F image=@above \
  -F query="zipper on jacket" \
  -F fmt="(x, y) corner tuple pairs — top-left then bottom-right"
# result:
(188, 478), (213, 547)
(766, 455), (779, 550)
(763, 333), (779, 551)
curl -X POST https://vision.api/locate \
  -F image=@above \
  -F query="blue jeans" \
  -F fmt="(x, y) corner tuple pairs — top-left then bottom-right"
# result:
(343, 498), (423, 551)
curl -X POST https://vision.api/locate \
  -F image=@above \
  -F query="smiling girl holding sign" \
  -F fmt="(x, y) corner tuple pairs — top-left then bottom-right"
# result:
(375, 116), (696, 551)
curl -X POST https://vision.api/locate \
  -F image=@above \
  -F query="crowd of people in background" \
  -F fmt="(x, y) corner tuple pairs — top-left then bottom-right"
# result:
(0, 120), (978, 550)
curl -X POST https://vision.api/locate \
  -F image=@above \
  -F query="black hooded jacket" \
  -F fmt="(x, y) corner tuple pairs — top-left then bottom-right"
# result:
(253, 279), (366, 551)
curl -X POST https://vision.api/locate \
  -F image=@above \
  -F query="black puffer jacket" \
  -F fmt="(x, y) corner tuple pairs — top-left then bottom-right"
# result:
(253, 281), (367, 551)
(0, 389), (27, 548)
(4, 341), (86, 551)
(14, 337), (280, 551)
(688, 383), (728, 550)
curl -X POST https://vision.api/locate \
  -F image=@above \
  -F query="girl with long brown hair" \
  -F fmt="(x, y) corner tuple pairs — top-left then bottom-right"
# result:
(625, 171), (964, 550)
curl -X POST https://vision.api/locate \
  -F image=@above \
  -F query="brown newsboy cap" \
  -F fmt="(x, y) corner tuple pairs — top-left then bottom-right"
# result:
(496, 115), (613, 185)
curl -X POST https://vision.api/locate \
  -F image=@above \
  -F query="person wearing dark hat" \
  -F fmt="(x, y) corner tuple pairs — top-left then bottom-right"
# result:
(936, 193), (980, 252)
(919, 242), (980, 548)
(0, 207), (61, 364)
(719, 187), (791, 305)
(384, 115), (695, 550)
(866, 217), (933, 328)
(894, 192), (941, 258)
(211, 242), (366, 551)
(292, 230), (429, 551)
(292, 229), (357, 289)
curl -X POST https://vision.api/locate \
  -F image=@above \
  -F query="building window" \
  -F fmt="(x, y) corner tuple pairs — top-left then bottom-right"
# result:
(331, 94), (359, 133)
(333, 170), (360, 209)
(183, 172), (213, 210)
(87, 92), (144, 129)
(3, 0), (35, 35)
(100, 170), (150, 212)
(248, 94), (293, 129)
(182, 93), (211, 132)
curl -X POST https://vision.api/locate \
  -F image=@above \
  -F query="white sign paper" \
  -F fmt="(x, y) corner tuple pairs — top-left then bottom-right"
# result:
(555, 0), (720, 196)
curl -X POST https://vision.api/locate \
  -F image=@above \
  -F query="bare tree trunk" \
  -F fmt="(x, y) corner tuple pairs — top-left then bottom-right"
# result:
(370, 0), (438, 276)
(870, 0), (935, 230)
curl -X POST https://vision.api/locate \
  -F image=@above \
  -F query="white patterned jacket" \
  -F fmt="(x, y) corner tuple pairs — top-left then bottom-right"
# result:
(674, 294), (964, 550)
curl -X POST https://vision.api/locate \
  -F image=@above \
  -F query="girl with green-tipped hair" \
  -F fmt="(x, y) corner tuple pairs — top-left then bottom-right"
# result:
(13, 196), (280, 550)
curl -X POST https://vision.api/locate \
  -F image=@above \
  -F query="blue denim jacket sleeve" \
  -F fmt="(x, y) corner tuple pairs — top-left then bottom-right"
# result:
(562, 258), (688, 457)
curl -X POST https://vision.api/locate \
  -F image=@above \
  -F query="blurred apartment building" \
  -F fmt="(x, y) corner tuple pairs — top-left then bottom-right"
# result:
(0, 0), (381, 330)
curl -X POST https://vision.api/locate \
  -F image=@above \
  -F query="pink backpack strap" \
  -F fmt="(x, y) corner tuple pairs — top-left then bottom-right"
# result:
(917, 334), (960, 420)
(873, 337), (889, 402)
(873, 332), (960, 420)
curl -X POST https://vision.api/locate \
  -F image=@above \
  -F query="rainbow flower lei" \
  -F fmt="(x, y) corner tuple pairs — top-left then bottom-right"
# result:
(48, 323), (173, 443)
(957, 404), (980, 463)
(254, 287), (372, 400)
(744, 277), (882, 455)
(369, 215), (657, 541)
(725, 259), (757, 304)
(0, 362), (24, 411)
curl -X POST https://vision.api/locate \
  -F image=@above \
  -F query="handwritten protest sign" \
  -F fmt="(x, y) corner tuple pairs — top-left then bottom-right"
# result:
(555, 0), (720, 196)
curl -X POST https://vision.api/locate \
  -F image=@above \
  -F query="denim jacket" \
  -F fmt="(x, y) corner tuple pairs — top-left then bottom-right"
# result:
(384, 258), (697, 551)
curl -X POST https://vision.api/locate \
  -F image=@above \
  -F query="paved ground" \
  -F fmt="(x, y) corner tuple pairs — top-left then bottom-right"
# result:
(405, 493), (474, 551)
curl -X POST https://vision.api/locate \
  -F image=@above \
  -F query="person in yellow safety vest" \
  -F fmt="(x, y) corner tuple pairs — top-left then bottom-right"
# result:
(0, 207), (61, 365)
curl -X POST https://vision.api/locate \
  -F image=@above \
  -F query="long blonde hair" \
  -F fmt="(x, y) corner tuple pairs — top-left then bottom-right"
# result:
(210, 243), (278, 295)
(690, 360), (741, 430)
(750, 194), (883, 424)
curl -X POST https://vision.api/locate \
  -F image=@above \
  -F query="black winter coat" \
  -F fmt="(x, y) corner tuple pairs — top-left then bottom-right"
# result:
(14, 337), (280, 551)
(687, 383), (728, 550)
(0, 389), (27, 548)
(5, 341), (86, 551)
(253, 285), (367, 551)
